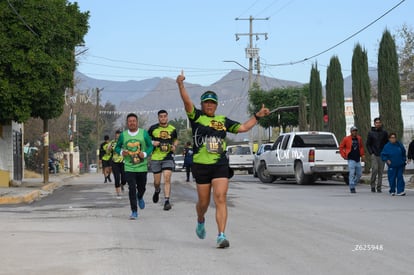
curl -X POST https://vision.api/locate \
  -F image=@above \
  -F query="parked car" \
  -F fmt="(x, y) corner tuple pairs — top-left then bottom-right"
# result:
(89, 163), (98, 173)
(256, 131), (349, 184)
(253, 143), (273, 177)
(173, 155), (185, 172)
(226, 144), (254, 174)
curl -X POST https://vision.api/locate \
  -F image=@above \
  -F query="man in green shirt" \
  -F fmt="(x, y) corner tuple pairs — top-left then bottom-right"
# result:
(115, 113), (153, 220)
(148, 110), (178, 211)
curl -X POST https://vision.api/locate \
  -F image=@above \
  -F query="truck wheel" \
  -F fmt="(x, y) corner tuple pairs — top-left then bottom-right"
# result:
(294, 162), (314, 184)
(257, 162), (276, 183)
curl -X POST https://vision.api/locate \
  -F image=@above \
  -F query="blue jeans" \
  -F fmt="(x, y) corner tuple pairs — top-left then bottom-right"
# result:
(348, 160), (362, 189)
(387, 166), (405, 194)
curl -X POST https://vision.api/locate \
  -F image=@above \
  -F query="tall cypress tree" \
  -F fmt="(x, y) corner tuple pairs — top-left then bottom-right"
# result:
(378, 30), (403, 139)
(352, 43), (371, 172)
(326, 56), (346, 141)
(298, 93), (307, 131)
(309, 63), (323, 131)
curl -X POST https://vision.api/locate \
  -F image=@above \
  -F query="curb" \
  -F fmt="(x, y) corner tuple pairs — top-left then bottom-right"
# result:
(0, 190), (41, 205)
(0, 182), (60, 205)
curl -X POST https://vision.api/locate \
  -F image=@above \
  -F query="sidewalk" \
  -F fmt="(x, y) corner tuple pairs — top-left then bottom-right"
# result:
(0, 173), (76, 205)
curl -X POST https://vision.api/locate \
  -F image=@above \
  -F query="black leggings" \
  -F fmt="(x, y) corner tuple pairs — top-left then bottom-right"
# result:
(112, 162), (126, 188)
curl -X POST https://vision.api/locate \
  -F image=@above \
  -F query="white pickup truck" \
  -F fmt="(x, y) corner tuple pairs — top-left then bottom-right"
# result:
(227, 144), (254, 174)
(256, 131), (349, 184)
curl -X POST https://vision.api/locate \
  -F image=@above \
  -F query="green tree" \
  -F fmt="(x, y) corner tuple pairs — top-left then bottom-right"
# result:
(378, 29), (403, 139)
(0, 0), (89, 123)
(249, 85), (309, 133)
(396, 23), (414, 99)
(298, 93), (307, 131)
(309, 63), (323, 131)
(352, 43), (372, 172)
(326, 56), (346, 141)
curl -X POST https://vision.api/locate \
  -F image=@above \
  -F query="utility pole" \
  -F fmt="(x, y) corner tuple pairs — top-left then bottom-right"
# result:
(96, 87), (101, 174)
(96, 87), (100, 174)
(235, 16), (269, 147)
(235, 16), (268, 88)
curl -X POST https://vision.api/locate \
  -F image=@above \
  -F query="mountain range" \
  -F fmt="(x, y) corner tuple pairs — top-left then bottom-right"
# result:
(74, 69), (378, 140)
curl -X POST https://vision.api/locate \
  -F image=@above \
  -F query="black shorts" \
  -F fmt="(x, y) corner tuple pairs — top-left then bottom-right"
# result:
(192, 163), (232, 184)
(102, 160), (112, 168)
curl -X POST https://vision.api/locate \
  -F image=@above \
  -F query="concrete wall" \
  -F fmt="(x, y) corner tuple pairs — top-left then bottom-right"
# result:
(0, 122), (22, 187)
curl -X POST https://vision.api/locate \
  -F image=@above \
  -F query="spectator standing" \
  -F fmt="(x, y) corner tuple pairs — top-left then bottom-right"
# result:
(366, 117), (388, 193)
(148, 110), (178, 211)
(407, 136), (414, 163)
(381, 133), (407, 196)
(340, 126), (365, 194)
(115, 113), (153, 220)
(183, 141), (194, 182)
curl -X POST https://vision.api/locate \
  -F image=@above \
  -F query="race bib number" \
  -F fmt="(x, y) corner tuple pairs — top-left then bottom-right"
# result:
(205, 137), (224, 154)
(160, 143), (170, 152)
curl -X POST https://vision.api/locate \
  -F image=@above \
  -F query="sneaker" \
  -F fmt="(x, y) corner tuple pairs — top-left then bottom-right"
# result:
(129, 211), (138, 220)
(397, 192), (406, 196)
(138, 198), (145, 209)
(350, 188), (356, 193)
(391, 192), (396, 196)
(163, 201), (172, 211)
(216, 233), (230, 248)
(152, 189), (160, 203)
(196, 221), (206, 239)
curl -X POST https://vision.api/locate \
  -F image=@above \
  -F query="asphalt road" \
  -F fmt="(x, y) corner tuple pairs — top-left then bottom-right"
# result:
(0, 172), (413, 275)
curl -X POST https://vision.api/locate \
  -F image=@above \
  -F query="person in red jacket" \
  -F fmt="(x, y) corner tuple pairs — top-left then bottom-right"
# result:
(340, 126), (365, 193)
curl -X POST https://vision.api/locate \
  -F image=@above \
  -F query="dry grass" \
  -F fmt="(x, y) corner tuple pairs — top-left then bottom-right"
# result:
(24, 170), (42, 178)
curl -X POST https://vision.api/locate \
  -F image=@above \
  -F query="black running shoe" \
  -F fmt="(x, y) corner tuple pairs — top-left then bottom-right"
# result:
(163, 201), (171, 211)
(152, 189), (160, 203)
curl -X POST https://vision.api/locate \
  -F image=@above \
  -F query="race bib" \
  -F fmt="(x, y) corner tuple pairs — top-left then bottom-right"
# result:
(205, 137), (224, 154)
(160, 143), (170, 152)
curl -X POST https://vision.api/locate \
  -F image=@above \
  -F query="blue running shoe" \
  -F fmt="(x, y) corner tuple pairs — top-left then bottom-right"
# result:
(216, 233), (230, 248)
(129, 211), (138, 220)
(138, 198), (145, 209)
(196, 220), (206, 239)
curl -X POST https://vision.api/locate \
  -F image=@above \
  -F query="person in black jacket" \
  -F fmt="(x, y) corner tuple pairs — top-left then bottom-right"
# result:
(366, 117), (388, 193)
(407, 136), (414, 163)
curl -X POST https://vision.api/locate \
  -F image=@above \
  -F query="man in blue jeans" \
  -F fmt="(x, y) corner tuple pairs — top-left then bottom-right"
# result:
(340, 126), (365, 193)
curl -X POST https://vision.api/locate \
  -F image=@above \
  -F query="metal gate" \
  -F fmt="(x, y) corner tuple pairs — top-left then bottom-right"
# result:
(13, 130), (23, 181)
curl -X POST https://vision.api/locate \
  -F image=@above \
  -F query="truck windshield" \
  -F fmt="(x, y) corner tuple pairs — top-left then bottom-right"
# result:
(228, 146), (251, 155)
(292, 135), (337, 148)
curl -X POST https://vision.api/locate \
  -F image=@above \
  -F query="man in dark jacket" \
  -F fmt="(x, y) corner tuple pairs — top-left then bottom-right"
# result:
(407, 136), (414, 163)
(366, 117), (388, 193)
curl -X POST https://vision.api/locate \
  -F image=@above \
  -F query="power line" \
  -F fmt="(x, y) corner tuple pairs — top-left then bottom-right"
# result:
(264, 0), (406, 67)
(6, 0), (39, 37)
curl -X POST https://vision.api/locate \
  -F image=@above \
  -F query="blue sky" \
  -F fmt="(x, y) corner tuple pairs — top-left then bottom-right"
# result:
(72, 0), (412, 86)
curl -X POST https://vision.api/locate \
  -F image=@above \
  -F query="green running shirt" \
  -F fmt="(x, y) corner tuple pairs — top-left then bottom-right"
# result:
(187, 106), (241, 165)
